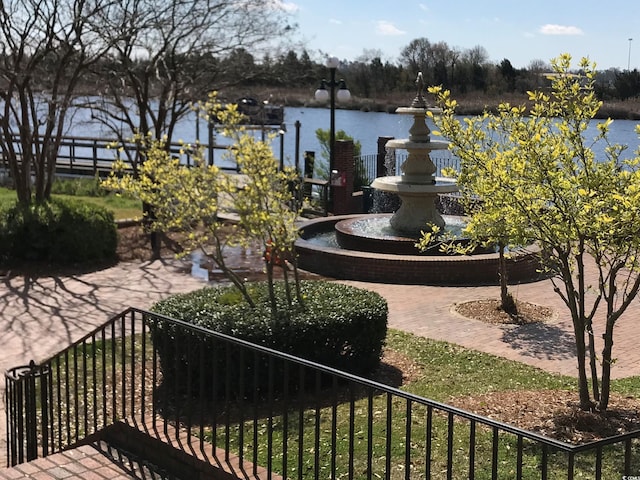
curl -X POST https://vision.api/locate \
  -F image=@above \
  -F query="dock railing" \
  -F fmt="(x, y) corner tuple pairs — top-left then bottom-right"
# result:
(0, 134), (238, 178)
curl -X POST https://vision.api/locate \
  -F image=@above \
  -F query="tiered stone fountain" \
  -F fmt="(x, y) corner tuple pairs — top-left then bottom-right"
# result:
(333, 73), (462, 255)
(295, 74), (541, 285)
(371, 72), (457, 236)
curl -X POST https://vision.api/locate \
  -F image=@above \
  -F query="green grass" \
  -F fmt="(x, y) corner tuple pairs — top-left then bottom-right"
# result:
(35, 309), (640, 478)
(0, 186), (142, 220)
(199, 330), (640, 479)
(0, 186), (17, 205)
(385, 330), (576, 399)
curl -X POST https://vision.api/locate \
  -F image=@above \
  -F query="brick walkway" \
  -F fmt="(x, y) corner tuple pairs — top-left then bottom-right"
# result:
(0, 441), (177, 479)
(2, 255), (640, 475)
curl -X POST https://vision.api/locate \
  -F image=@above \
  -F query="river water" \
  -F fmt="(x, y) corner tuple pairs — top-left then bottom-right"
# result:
(185, 106), (640, 169)
(70, 105), (640, 170)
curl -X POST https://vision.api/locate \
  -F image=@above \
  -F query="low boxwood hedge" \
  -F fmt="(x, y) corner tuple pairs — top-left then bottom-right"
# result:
(0, 197), (117, 265)
(151, 280), (388, 398)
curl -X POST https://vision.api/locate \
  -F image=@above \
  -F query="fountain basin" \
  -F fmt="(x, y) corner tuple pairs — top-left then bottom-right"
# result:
(385, 139), (450, 150)
(334, 214), (481, 255)
(335, 215), (421, 255)
(296, 215), (543, 286)
(371, 176), (458, 192)
(370, 177), (459, 234)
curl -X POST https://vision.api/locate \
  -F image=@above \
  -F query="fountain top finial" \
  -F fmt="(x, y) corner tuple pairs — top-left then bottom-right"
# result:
(410, 72), (428, 109)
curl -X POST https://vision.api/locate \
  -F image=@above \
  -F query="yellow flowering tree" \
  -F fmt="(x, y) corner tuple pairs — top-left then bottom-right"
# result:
(428, 54), (640, 412)
(104, 93), (302, 313)
(202, 95), (303, 312)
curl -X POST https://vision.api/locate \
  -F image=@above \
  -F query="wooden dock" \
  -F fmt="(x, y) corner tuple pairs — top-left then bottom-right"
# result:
(0, 135), (239, 179)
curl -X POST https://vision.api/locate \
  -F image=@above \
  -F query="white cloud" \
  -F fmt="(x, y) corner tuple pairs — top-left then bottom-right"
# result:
(539, 24), (584, 35)
(376, 21), (406, 36)
(419, 3), (429, 12)
(265, 0), (299, 13)
(330, 18), (342, 25)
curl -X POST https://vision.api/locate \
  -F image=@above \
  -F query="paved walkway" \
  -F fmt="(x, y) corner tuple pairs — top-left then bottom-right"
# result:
(0, 441), (178, 479)
(2, 255), (640, 475)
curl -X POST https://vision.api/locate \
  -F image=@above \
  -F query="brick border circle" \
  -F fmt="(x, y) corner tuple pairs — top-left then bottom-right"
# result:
(296, 215), (543, 286)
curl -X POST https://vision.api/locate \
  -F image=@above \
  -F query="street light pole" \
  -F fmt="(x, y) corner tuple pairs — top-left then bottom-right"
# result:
(329, 64), (336, 186)
(629, 38), (633, 71)
(315, 56), (350, 212)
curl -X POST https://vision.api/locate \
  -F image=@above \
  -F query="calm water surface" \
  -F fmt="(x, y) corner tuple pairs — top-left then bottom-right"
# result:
(69, 104), (640, 169)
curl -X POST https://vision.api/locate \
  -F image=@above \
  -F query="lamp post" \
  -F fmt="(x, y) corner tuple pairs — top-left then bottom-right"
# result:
(629, 38), (633, 71)
(278, 123), (286, 171)
(315, 56), (350, 211)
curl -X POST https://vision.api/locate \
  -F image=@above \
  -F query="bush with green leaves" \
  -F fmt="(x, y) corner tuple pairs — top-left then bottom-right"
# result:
(151, 280), (388, 397)
(51, 176), (108, 197)
(0, 197), (117, 264)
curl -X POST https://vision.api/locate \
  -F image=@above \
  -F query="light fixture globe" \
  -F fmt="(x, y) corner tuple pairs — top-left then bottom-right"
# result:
(326, 56), (340, 69)
(336, 81), (351, 102)
(314, 86), (329, 102)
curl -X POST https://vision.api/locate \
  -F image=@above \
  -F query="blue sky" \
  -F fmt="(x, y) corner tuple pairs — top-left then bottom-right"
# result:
(279, 0), (640, 70)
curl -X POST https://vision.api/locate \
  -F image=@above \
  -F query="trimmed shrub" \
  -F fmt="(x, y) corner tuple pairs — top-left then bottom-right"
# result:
(151, 280), (388, 398)
(0, 198), (117, 265)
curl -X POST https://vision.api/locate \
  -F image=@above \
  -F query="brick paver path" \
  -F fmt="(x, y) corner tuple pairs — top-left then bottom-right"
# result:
(0, 259), (206, 470)
(0, 441), (176, 479)
(2, 255), (640, 474)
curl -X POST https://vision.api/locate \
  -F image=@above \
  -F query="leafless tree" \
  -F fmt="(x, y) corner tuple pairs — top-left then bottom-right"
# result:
(85, 0), (296, 171)
(400, 37), (433, 79)
(0, 0), (114, 204)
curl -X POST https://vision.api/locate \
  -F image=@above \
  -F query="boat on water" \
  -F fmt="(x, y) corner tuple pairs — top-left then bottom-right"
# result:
(235, 96), (284, 126)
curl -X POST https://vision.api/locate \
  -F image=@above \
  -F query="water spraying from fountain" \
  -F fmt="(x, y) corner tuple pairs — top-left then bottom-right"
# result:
(295, 73), (541, 285)
(370, 72), (456, 236)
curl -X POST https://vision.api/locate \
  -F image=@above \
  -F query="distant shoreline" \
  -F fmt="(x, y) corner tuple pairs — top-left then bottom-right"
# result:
(235, 88), (640, 121)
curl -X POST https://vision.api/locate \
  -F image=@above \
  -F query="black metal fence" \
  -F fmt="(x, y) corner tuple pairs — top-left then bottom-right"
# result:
(6, 307), (640, 478)
(353, 152), (461, 189)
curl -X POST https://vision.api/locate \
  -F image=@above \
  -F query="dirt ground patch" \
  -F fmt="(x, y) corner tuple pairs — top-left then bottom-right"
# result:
(453, 298), (555, 325)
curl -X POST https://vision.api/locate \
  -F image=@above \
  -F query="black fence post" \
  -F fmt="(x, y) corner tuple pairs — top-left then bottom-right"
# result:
(5, 361), (50, 466)
(303, 151), (315, 198)
(208, 121), (215, 166)
(294, 120), (301, 175)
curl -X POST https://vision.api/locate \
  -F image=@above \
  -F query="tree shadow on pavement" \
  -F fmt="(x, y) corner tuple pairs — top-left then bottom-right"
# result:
(501, 321), (576, 361)
(0, 258), (201, 369)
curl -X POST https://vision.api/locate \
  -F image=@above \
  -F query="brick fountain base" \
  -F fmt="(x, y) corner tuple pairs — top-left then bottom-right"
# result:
(296, 215), (543, 286)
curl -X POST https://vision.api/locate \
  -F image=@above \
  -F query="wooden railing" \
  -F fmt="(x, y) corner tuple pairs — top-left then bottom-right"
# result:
(0, 134), (238, 178)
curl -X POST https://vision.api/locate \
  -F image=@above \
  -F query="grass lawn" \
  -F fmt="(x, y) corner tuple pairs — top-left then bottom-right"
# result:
(42, 318), (640, 479)
(0, 186), (142, 220)
(200, 330), (640, 479)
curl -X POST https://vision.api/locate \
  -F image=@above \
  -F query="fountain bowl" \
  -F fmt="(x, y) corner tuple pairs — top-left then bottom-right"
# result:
(296, 214), (543, 286)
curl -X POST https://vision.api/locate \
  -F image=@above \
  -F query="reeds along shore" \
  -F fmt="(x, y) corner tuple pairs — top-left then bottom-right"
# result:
(236, 87), (640, 120)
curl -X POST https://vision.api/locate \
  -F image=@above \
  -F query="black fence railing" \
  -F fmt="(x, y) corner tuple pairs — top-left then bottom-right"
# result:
(353, 152), (461, 190)
(5, 307), (640, 478)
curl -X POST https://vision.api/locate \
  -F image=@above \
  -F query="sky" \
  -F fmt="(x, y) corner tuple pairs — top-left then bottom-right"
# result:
(278, 0), (640, 70)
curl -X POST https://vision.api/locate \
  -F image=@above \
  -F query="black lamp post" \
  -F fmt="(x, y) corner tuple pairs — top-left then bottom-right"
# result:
(278, 123), (286, 171)
(315, 56), (350, 210)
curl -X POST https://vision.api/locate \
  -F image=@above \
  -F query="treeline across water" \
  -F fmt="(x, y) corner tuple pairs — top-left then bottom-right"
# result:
(4, 0), (640, 207)
(15, 36), (640, 118)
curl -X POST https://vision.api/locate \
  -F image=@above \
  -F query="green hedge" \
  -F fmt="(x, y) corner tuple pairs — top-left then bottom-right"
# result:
(0, 197), (117, 265)
(151, 280), (388, 397)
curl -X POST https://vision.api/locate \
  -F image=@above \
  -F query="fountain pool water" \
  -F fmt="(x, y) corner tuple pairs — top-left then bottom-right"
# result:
(295, 74), (541, 285)
(334, 214), (476, 256)
(296, 214), (541, 285)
